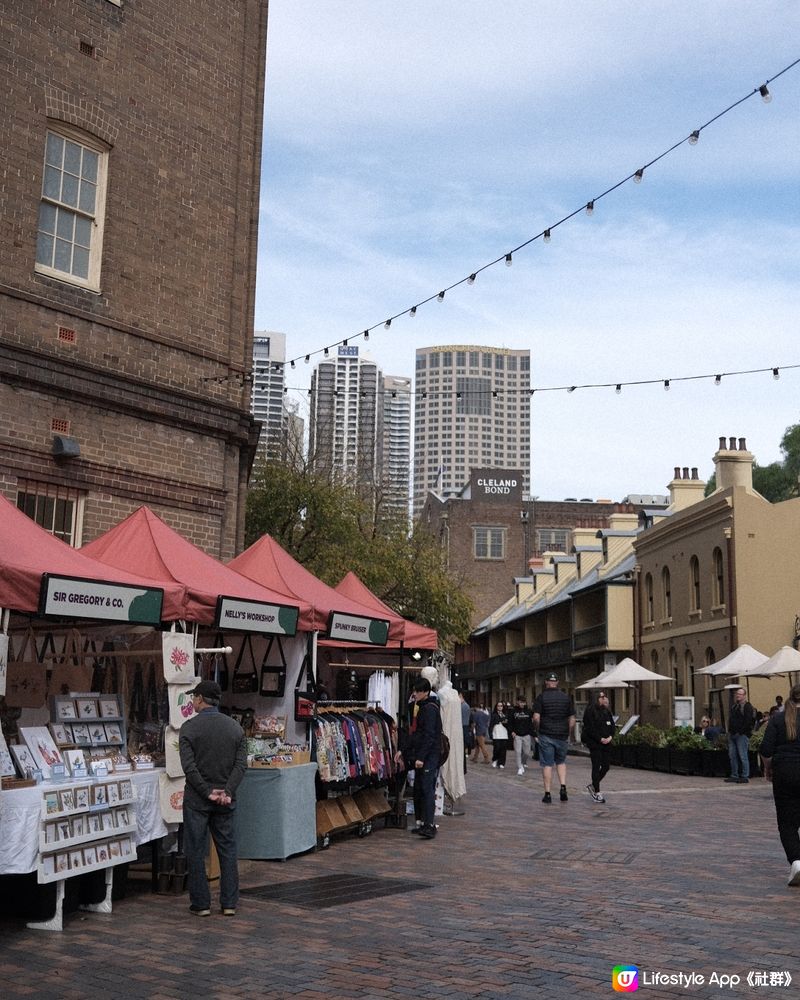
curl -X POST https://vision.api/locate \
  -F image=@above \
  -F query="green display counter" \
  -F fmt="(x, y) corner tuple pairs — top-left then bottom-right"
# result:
(235, 763), (318, 860)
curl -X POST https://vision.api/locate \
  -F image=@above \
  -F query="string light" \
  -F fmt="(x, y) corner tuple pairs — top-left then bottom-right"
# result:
(633, 168), (644, 183)
(760, 84), (772, 103)
(585, 201), (594, 216)
(689, 130), (700, 145)
(615, 384), (622, 395)
(543, 229), (551, 243)
(505, 253), (512, 266)
(304, 355), (310, 363)
(773, 367), (780, 380)
(715, 375), (722, 385)
(664, 379), (670, 391)
(410, 306), (417, 317)
(467, 274), (476, 284)
(437, 290), (445, 302)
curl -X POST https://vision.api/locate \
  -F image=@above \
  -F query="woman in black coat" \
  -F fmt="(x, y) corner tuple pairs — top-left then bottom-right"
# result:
(581, 691), (615, 802)
(760, 683), (800, 886)
(489, 702), (509, 769)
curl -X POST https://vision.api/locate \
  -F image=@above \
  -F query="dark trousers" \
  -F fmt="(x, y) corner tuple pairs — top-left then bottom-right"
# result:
(772, 764), (800, 863)
(492, 739), (508, 766)
(413, 763), (437, 828)
(589, 744), (611, 791)
(183, 801), (239, 911)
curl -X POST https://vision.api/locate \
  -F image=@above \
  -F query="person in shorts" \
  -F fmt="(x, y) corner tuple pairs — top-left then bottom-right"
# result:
(533, 673), (575, 804)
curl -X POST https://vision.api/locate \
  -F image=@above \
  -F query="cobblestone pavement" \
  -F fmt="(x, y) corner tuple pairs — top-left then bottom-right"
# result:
(1, 756), (796, 1000)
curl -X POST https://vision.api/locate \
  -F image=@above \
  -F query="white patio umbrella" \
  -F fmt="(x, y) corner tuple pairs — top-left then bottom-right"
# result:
(601, 657), (674, 684)
(744, 645), (800, 677)
(576, 674), (630, 689)
(694, 643), (768, 677)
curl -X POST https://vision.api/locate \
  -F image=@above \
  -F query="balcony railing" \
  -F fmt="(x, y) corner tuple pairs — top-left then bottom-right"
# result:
(459, 638), (572, 679)
(572, 623), (608, 653)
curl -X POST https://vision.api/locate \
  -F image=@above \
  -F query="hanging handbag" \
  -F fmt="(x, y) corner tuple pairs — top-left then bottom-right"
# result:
(231, 636), (259, 694)
(259, 635), (287, 697)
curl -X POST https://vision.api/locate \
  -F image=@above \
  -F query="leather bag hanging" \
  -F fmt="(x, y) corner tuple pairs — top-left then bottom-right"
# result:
(259, 635), (287, 697)
(231, 636), (259, 694)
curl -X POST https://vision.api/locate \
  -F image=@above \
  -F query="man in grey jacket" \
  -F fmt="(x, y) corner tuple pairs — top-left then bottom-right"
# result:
(179, 680), (246, 916)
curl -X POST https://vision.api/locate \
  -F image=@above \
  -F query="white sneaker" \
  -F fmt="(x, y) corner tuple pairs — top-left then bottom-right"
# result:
(788, 860), (800, 886)
(517, 767), (525, 775)
(491, 761), (498, 768)
(499, 764), (505, 769)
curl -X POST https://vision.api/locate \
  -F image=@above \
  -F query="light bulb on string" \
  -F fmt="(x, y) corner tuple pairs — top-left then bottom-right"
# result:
(615, 384), (622, 395)
(324, 347), (329, 357)
(543, 229), (551, 243)
(409, 306), (417, 317)
(715, 374), (722, 386)
(505, 254), (512, 266)
(304, 355), (310, 364)
(689, 130), (700, 145)
(760, 84), (772, 103)
(773, 367), (780, 380)
(664, 380), (670, 391)
(437, 291), (445, 302)
(290, 360), (295, 369)
(343, 339), (348, 347)
(467, 274), (476, 285)
(585, 201), (594, 216)
(633, 169), (644, 184)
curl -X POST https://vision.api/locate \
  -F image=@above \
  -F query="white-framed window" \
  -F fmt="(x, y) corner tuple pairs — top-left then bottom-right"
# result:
(473, 526), (505, 560)
(35, 126), (109, 291)
(16, 481), (85, 546)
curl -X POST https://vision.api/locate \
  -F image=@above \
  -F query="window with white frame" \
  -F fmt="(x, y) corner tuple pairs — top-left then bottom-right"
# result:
(35, 127), (108, 290)
(473, 526), (505, 560)
(16, 481), (85, 546)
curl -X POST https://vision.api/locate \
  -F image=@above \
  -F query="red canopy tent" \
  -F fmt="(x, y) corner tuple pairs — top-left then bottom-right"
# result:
(0, 494), (187, 621)
(333, 572), (438, 650)
(228, 535), (404, 642)
(81, 506), (313, 631)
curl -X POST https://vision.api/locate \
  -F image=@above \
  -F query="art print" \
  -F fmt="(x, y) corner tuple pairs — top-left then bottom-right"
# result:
(76, 698), (98, 720)
(116, 806), (131, 828)
(96, 843), (109, 863)
(108, 840), (121, 859)
(42, 854), (56, 877)
(12, 743), (38, 778)
(45, 822), (58, 845)
(55, 698), (78, 720)
(49, 722), (71, 746)
(0, 730), (15, 777)
(120, 837), (132, 857)
(59, 788), (75, 811)
(89, 723), (107, 745)
(168, 679), (199, 730)
(90, 813), (103, 834)
(71, 723), (91, 745)
(71, 814), (86, 838)
(44, 790), (60, 815)
(118, 779), (133, 802)
(106, 782), (120, 806)
(83, 845), (98, 866)
(56, 821), (71, 845)
(64, 750), (87, 777)
(104, 722), (123, 745)
(55, 853), (69, 873)
(20, 726), (63, 779)
(162, 631), (195, 684)
(74, 785), (90, 809)
(68, 849), (83, 870)
(98, 696), (120, 719)
(92, 784), (107, 807)
(101, 810), (115, 832)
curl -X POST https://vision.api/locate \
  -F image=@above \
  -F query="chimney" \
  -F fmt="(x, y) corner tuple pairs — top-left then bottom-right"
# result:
(668, 464), (707, 512)
(713, 435), (754, 492)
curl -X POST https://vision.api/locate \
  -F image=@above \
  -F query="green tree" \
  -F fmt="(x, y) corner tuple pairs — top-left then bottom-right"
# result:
(245, 458), (473, 648)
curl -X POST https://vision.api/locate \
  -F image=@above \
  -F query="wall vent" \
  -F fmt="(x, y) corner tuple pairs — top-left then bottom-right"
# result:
(80, 41), (95, 57)
(57, 326), (77, 344)
(51, 418), (71, 435)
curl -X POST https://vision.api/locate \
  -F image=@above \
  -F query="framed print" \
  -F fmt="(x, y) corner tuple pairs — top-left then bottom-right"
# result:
(108, 840), (121, 860)
(45, 822), (58, 845)
(0, 732), (15, 778)
(116, 806), (131, 828)
(118, 779), (133, 802)
(74, 785), (90, 809)
(59, 788), (75, 812)
(103, 722), (123, 746)
(83, 845), (98, 866)
(11, 743), (38, 778)
(55, 853), (69, 874)
(71, 723), (91, 745)
(49, 722), (71, 746)
(64, 749), (87, 777)
(89, 723), (107, 746)
(20, 726), (63, 778)
(55, 698), (78, 720)
(69, 849), (83, 870)
(57, 819), (72, 840)
(120, 837), (132, 857)
(76, 698), (98, 720)
(43, 855), (56, 877)
(100, 810), (115, 832)
(90, 812), (103, 835)
(98, 695), (120, 719)
(106, 782), (120, 806)
(92, 784), (108, 807)
(96, 842), (109, 863)
(71, 814), (86, 838)
(44, 790), (60, 815)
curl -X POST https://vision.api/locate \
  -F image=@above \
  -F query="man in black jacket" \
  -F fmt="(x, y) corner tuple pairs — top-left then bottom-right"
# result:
(533, 673), (575, 804)
(179, 680), (246, 916)
(401, 677), (442, 839)
(726, 686), (756, 784)
(509, 696), (534, 776)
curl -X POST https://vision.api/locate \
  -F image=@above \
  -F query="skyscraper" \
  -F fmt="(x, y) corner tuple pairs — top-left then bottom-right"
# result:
(382, 375), (412, 516)
(413, 345), (530, 514)
(251, 332), (287, 457)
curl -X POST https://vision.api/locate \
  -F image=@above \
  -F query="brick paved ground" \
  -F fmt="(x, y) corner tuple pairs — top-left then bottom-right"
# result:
(1, 756), (796, 1000)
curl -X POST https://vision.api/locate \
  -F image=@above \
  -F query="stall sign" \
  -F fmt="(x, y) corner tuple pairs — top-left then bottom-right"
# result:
(40, 575), (164, 625)
(327, 612), (389, 646)
(214, 596), (299, 636)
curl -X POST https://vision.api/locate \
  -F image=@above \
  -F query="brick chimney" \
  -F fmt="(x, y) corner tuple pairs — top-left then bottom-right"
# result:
(668, 465), (706, 512)
(713, 436), (754, 492)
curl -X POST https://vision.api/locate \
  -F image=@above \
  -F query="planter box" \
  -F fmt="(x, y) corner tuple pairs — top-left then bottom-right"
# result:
(608, 745), (622, 767)
(620, 745), (637, 768)
(669, 748), (702, 775)
(701, 750), (728, 778)
(635, 746), (655, 770)
(652, 747), (671, 773)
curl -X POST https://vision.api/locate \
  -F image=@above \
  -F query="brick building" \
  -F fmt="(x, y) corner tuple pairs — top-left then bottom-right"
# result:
(0, 0), (269, 556)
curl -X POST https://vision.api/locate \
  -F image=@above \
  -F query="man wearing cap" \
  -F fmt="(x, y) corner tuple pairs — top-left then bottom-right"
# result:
(179, 680), (247, 916)
(532, 673), (576, 804)
(508, 695), (535, 776)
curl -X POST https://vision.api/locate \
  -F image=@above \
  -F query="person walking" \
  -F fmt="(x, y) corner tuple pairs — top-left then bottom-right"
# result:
(533, 673), (575, 803)
(470, 703), (492, 763)
(726, 686), (756, 783)
(459, 690), (473, 773)
(401, 677), (443, 840)
(179, 680), (247, 917)
(759, 684), (800, 886)
(581, 690), (615, 802)
(508, 696), (534, 775)
(490, 702), (509, 769)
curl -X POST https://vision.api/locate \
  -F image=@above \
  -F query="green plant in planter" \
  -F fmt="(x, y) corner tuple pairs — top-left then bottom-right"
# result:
(635, 723), (667, 748)
(749, 728), (765, 753)
(664, 727), (707, 750)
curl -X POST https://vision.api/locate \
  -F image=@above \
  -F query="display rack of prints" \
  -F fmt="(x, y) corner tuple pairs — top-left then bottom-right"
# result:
(50, 694), (126, 757)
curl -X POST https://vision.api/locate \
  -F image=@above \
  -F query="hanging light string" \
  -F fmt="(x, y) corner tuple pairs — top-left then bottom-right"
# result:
(258, 57), (798, 374)
(268, 362), (798, 400)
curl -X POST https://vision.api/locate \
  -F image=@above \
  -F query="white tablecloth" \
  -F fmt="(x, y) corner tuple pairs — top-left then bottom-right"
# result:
(0, 770), (171, 875)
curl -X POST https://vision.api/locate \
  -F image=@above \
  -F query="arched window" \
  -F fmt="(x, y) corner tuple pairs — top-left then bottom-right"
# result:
(669, 647), (681, 695)
(713, 547), (725, 606)
(689, 556), (700, 612)
(645, 573), (654, 624)
(661, 566), (671, 619)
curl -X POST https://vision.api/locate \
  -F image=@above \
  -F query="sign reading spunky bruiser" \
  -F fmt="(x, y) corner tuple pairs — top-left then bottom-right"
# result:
(40, 574), (164, 625)
(470, 467), (523, 502)
(326, 612), (390, 646)
(214, 596), (299, 636)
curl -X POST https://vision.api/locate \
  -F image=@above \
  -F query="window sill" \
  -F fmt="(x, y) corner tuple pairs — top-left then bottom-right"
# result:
(688, 609), (702, 621)
(711, 604), (727, 615)
(35, 264), (101, 295)
(659, 617), (673, 627)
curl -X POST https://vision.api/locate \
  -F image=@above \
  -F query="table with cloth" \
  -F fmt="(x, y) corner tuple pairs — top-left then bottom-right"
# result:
(235, 763), (318, 860)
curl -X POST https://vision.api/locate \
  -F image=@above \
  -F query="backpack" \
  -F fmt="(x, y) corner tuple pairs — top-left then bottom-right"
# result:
(439, 730), (450, 767)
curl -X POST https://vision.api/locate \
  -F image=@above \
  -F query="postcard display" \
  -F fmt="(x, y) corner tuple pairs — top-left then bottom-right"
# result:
(49, 693), (128, 771)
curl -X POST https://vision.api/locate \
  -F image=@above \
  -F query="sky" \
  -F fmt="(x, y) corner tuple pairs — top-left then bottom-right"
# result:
(254, 2), (800, 503)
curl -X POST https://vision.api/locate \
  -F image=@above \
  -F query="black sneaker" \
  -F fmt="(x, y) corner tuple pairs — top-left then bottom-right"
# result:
(542, 791), (552, 804)
(724, 777), (739, 783)
(739, 777), (750, 784)
(560, 785), (568, 801)
(419, 824), (437, 839)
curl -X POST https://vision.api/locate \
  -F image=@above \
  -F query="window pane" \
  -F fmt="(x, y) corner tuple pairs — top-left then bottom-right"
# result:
(64, 141), (82, 175)
(78, 179), (96, 214)
(61, 172), (79, 207)
(82, 149), (98, 184)
(74, 215), (92, 248)
(38, 201), (57, 234)
(45, 133), (63, 167)
(36, 232), (54, 266)
(54, 237), (72, 272)
(56, 208), (74, 240)
(43, 164), (61, 199)
(72, 245), (89, 278)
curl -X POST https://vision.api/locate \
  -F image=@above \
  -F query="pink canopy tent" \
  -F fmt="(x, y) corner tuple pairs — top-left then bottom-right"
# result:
(229, 534), (404, 642)
(81, 506), (313, 631)
(332, 571), (438, 650)
(0, 494), (187, 621)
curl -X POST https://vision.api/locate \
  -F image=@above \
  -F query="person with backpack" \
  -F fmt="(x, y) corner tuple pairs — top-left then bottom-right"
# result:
(400, 677), (443, 840)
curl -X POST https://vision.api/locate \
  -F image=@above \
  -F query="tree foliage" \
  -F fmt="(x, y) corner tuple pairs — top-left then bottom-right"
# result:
(245, 457), (474, 649)
(704, 422), (800, 501)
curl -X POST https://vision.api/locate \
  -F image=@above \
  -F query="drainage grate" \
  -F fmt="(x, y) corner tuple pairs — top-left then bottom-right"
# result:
(240, 873), (432, 909)
(529, 848), (638, 865)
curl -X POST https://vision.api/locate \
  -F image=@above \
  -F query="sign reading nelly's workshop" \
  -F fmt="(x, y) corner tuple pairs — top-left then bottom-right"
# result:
(470, 468), (523, 502)
(40, 575), (164, 625)
(215, 596), (299, 636)
(327, 612), (390, 646)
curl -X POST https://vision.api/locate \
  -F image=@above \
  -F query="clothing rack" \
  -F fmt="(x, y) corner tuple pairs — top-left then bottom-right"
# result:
(315, 700), (380, 715)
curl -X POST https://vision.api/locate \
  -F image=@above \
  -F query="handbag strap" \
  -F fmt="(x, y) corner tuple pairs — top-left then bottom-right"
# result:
(262, 635), (287, 670)
(233, 635), (257, 678)
(130, 664), (145, 724)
